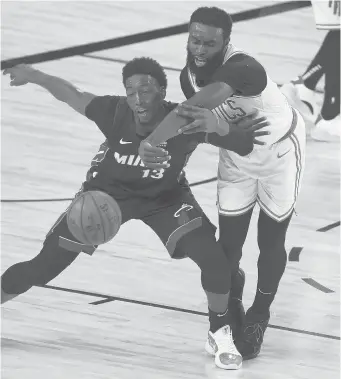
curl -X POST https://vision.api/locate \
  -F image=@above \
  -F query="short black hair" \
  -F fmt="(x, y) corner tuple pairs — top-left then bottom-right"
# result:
(189, 7), (233, 39)
(122, 57), (167, 89)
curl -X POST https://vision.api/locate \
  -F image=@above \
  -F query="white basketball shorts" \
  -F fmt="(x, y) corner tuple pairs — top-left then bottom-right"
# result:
(217, 110), (306, 222)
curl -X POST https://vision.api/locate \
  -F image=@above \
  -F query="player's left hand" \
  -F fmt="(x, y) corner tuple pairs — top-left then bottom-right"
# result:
(138, 140), (171, 169)
(175, 104), (220, 135)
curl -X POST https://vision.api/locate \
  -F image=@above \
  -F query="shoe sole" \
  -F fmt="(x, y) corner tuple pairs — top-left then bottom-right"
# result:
(215, 355), (242, 370)
(209, 339), (260, 361)
(205, 342), (242, 370)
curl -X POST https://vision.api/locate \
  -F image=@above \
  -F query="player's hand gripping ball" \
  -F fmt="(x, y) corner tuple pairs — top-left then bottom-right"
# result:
(67, 191), (122, 246)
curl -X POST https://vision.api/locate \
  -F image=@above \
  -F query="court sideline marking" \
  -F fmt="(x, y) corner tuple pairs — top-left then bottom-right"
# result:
(39, 284), (340, 341)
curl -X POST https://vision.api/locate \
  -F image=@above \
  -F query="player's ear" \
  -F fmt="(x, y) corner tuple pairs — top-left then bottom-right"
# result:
(159, 87), (166, 100)
(224, 37), (230, 48)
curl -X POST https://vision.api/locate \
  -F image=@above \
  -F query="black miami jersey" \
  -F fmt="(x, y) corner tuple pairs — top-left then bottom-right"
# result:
(83, 96), (202, 200)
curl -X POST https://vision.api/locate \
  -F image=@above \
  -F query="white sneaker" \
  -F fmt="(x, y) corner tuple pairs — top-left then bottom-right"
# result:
(310, 115), (340, 142)
(205, 325), (242, 370)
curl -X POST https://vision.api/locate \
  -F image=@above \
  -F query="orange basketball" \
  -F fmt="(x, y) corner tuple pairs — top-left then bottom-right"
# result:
(67, 191), (122, 246)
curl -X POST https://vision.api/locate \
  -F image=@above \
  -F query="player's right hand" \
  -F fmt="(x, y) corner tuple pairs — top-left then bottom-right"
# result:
(3, 64), (37, 86)
(138, 140), (171, 169)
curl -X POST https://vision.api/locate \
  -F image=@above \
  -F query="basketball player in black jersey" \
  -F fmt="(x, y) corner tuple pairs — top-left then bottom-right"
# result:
(2, 58), (267, 370)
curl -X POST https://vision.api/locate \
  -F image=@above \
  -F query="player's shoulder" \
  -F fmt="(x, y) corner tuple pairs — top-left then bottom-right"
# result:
(224, 52), (264, 71)
(85, 95), (126, 121)
(179, 66), (187, 79)
(89, 95), (123, 111)
(212, 48), (267, 95)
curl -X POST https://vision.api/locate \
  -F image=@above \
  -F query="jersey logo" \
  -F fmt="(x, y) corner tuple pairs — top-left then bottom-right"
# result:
(120, 138), (132, 144)
(277, 149), (291, 159)
(114, 152), (144, 166)
(174, 203), (194, 218)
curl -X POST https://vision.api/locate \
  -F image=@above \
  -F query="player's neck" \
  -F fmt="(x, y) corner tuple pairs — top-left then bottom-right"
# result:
(135, 104), (168, 137)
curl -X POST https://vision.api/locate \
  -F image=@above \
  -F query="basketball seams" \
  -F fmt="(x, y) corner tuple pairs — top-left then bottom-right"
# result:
(88, 191), (107, 243)
(80, 193), (91, 245)
(67, 191), (121, 245)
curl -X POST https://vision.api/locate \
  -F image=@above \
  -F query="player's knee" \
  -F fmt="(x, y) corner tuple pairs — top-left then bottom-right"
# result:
(1, 238), (80, 296)
(178, 224), (231, 293)
(258, 232), (281, 252)
(218, 228), (242, 251)
(218, 213), (252, 267)
(1, 260), (36, 295)
(201, 268), (231, 294)
(257, 231), (287, 261)
(218, 236), (242, 270)
(38, 239), (79, 285)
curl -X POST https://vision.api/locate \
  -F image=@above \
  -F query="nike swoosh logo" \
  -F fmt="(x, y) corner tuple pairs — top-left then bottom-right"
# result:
(277, 150), (291, 158)
(217, 308), (229, 317)
(120, 139), (132, 145)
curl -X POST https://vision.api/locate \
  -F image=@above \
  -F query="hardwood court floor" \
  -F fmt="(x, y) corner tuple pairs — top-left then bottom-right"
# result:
(1, 2), (340, 379)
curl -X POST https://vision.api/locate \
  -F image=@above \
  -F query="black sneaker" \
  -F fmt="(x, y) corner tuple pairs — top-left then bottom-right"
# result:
(229, 268), (246, 340)
(237, 308), (270, 360)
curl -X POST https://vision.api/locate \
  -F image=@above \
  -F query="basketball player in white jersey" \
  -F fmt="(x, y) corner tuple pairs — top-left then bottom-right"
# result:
(140, 6), (306, 360)
(286, 0), (340, 141)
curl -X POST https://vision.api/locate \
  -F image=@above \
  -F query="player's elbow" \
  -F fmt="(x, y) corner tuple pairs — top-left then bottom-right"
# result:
(255, 67), (267, 94)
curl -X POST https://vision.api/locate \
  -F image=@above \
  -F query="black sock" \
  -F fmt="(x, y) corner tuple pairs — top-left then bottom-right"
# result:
(208, 307), (231, 333)
(249, 289), (272, 317)
(302, 65), (324, 91)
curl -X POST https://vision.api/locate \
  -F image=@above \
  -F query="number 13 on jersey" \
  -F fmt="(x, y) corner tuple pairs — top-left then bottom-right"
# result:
(142, 169), (165, 179)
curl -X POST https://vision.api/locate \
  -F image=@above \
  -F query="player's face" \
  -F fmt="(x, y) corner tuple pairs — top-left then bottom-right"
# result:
(125, 74), (165, 124)
(187, 22), (227, 76)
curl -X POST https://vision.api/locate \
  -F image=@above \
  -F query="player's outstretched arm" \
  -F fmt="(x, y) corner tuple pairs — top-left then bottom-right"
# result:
(3, 64), (95, 116)
(175, 104), (230, 135)
(145, 82), (233, 146)
(139, 108), (270, 167)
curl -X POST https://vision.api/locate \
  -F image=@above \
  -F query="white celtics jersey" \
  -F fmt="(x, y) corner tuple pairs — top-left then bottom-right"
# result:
(187, 44), (295, 148)
(312, 1), (340, 30)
